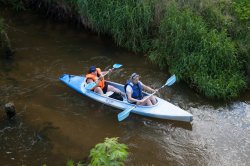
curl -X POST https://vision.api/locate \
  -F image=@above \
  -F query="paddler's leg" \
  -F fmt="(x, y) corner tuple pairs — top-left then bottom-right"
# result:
(94, 87), (104, 95)
(139, 96), (153, 106)
(149, 96), (157, 105)
(107, 85), (125, 97)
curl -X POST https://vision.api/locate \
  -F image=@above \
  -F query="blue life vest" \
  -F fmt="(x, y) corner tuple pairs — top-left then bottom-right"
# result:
(124, 80), (143, 100)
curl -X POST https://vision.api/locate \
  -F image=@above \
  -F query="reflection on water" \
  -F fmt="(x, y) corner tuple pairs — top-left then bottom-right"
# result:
(0, 8), (250, 165)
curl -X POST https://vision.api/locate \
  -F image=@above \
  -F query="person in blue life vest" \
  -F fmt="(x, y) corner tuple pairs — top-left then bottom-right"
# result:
(85, 66), (125, 96)
(124, 73), (157, 106)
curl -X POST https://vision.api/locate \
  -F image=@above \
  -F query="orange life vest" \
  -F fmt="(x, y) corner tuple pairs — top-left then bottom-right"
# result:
(85, 68), (105, 89)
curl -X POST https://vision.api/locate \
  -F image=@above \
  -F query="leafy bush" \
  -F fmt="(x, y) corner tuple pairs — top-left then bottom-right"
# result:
(232, 0), (250, 21)
(149, 3), (246, 99)
(66, 160), (84, 166)
(231, 0), (250, 75)
(88, 137), (128, 166)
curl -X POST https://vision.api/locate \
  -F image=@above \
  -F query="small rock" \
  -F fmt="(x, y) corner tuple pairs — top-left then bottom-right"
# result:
(4, 102), (16, 119)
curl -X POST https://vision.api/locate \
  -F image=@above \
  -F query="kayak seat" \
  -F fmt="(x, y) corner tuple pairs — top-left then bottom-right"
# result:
(105, 91), (114, 97)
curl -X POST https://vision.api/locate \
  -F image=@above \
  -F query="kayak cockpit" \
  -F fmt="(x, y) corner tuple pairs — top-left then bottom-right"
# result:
(103, 81), (159, 107)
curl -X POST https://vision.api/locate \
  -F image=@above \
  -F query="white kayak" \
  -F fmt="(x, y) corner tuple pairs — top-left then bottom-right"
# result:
(59, 74), (193, 122)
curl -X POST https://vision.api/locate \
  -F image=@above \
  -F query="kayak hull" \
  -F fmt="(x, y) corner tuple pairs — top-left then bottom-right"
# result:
(59, 74), (193, 122)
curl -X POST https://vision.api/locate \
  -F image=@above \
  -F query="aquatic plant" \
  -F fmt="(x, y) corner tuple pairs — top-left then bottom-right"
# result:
(88, 137), (128, 166)
(66, 160), (84, 166)
(66, 137), (128, 166)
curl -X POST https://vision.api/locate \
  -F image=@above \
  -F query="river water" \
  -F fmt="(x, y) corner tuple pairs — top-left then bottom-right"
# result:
(0, 9), (250, 166)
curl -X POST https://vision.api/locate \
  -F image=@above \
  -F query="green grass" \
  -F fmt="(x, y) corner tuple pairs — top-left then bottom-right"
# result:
(75, 0), (154, 52)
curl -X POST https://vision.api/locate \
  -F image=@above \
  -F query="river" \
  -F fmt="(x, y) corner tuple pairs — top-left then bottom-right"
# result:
(0, 8), (250, 166)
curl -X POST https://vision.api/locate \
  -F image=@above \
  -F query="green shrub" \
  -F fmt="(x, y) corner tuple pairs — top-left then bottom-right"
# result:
(89, 137), (128, 166)
(231, 0), (250, 75)
(66, 160), (84, 166)
(232, 0), (250, 21)
(149, 3), (246, 99)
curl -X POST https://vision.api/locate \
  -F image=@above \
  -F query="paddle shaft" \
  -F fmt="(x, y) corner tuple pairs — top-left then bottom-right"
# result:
(141, 84), (166, 102)
(96, 66), (117, 81)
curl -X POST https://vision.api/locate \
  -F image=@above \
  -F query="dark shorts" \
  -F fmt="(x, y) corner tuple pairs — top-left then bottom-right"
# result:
(103, 82), (108, 94)
(128, 101), (136, 105)
(128, 95), (143, 104)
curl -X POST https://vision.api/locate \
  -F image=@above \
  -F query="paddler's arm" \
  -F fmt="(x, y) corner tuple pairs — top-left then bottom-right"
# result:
(86, 78), (101, 89)
(101, 69), (112, 76)
(141, 82), (156, 93)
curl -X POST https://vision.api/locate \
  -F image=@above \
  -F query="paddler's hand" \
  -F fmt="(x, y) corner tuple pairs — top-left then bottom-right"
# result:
(138, 98), (146, 104)
(99, 75), (104, 80)
(152, 89), (157, 93)
(154, 89), (159, 93)
(109, 69), (112, 73)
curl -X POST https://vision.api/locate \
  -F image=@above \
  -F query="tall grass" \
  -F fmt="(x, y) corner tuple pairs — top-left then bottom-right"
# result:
(75, 0), (154, 52)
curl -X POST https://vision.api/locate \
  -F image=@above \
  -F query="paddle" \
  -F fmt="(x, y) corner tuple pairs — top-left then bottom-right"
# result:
(85, 63), (123, 90)
(117, 74), (176, 122)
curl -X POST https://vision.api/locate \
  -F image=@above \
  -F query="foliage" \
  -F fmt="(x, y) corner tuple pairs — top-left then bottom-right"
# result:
(232, 0), (250, 21)
(66, 160), (84, 166)
(88, 137), (128, 166)
(75, 0), (154, 52)
(149, 3), (246, 99)
(231, 0), (250, 74)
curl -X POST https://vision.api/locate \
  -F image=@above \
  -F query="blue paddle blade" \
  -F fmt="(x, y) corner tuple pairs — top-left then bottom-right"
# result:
(113, 64), (122, 69)
(85, 82), (96, 89)
(118, 106), (135, 121)
(166, 75), (176, 86)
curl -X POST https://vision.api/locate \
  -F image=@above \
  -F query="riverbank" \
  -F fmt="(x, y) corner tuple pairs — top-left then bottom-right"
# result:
(1, 0), (249, 100)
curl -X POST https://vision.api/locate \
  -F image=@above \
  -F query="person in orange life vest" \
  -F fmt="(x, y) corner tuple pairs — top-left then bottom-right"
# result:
(85, 66), (124, 96)
(124, 73), (157, 106)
